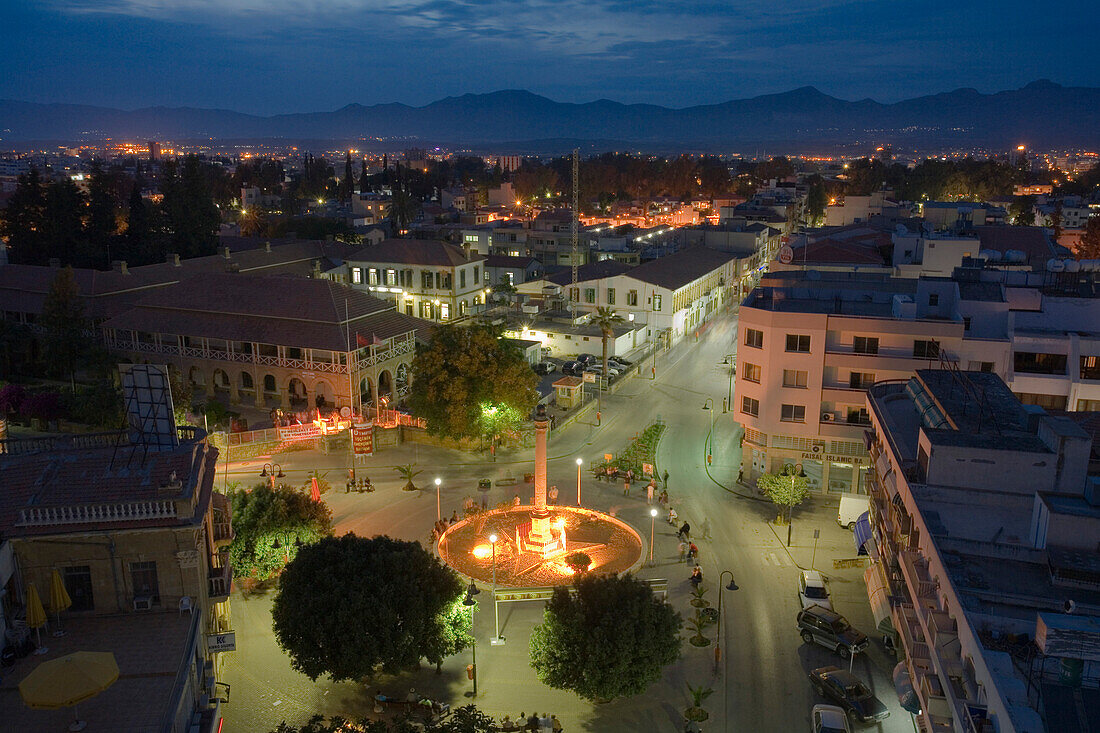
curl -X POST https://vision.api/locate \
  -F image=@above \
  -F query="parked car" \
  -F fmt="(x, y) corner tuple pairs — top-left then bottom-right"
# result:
(561, 361), (581, 376)
(533, 362), (556, 375)
(811, 704), (851, 733)
(576, 353), (597, 365)
(609, 356), (633, 366)
(808, 667), (890, 724)
(587, 364), (621, 377)
(540, 346), (553, 357)
(798, 570), (832, 610)
(797, 606), (868, 658)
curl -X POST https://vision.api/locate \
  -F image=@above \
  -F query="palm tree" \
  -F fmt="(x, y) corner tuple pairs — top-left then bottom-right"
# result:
(591, 307), (625, 378)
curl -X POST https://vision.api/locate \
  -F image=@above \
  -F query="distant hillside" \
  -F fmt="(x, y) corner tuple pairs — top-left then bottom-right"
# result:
(2, 80), (1098, 150)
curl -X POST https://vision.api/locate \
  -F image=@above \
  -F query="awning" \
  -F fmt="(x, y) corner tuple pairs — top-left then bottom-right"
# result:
(864, 564), (895, 635)
(854, 511), (873, 555)
(893, 662), (922, 715)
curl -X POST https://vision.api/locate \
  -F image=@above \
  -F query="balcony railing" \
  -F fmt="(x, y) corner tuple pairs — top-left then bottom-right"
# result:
(209, 562), (233, 600)
(18, 500), (178, 527)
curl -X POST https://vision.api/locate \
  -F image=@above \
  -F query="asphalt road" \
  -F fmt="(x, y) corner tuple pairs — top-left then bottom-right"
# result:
(219, 306), (915, 733)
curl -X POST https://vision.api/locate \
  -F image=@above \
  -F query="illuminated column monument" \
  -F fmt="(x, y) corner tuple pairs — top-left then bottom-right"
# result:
(524, 404), (559, 554)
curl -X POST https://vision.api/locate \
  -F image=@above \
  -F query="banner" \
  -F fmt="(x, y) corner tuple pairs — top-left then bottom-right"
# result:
(352, 423), (374, 455)
(277, 423), (322, 441)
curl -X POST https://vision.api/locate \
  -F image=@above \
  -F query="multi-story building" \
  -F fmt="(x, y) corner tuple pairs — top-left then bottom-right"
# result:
(345, 239), (487, 323)
(0, 422), (232, 732)
(735, 267), (1100, 490)
(864, 370), (1100, 733)
(102, 273), (426, 412)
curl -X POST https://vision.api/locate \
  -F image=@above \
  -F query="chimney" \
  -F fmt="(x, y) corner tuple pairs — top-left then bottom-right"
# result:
(111, 260), (129, 274)
(264, 241), (272, 253)
(166, 253), (181, 266)
(222, 246), (231, 260)
(48, 257), (61, 268)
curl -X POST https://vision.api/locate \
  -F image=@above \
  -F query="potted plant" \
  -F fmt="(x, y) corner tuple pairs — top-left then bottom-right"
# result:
(684, 683), (713, 722)
(564, 552), (592, 574)
(394, 463), (423, 492)
(686, 610), (713, 647)
(689, 584), (710, 608)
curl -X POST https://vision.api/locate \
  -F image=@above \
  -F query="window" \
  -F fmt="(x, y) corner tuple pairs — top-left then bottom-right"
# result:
(913, 340), (940, 359)
(506, 272), (514, 286)
(1015, 392), (1068, 410)
(627, 290), (638, 306)
(741, 396), (759, 417)
(849, 372), (876, 389)
(63, 566), (94, 611)
(459, 269), (466, 288)
(607, 288), (615, 305)
(419, 301), (434, 319)
(368, 268), (380, 285)
(421, 271), (433, 290)
(967, 361), (994, 373)
(786, 334), (811, 353)
(351, 267), (362, 284)
(473, 266), (479, 284)
(1014, 352), (1067, 375)
(569, 287), (579, 302)
(385, 269), (397, 286)
(963, 317), (972, 331)
(928, 293), (939, 306)
(783, 369), (808, 388)
(584, 288), (596, 304)
(652, 294), (662, 311)
(742, 363), (761, 383)
(853, 336), (879, 355)
(1081, 356), (1100, 381)
(1078, 399), (1100, 411)
(744, 328), (763, 348)
(130, 560), (160, 604)
(846, 407), (870, 425)
(781, 404), (806, 422)
(440, 303), (450, 320)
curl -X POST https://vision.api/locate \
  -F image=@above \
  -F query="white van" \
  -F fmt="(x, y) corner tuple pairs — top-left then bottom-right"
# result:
(837, 493), (869, 529)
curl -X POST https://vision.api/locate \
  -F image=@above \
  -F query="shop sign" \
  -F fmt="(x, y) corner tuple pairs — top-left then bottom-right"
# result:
(278, 423), (322, 441)
(801, 452), (865, 465)
(352, 423), (374, 455)
(207, 631), (237, 653)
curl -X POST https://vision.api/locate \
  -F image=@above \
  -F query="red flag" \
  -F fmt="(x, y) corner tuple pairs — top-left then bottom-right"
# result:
(356, 333), (369, 348)
(310, 476), (321, 503)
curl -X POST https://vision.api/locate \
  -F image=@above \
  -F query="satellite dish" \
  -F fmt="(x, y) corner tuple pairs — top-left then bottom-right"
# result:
(1064, 599), (1076, 614)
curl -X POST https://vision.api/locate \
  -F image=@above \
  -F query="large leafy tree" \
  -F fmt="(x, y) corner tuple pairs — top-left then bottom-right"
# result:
(409, 325), (538, 440)
(757, 464), (811, 523)
(271, 706), (496, 733)
(0, 169), (48, 264)
(529, 573), (682, 702)
(161, 155), (220, 258)
(229, 483), (333, 581)
(40, 267), (94, 390)
(272, 534), (466, 681)
(1079, 217), (1100, 260)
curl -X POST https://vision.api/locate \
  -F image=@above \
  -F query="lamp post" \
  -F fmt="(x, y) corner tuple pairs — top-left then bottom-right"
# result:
(259, 463), (285, 488)
(575, 458), (583, 505)
(649, 507), (658, 565)
(435, 477), (442, 522)
(723, 354), (736, 412)
(714, 570), (739, 673)
(270, 531), (302, 564)
(489, 533), (504, 645)
(702, 399), (714, 465)
(462, 582), (480, 697)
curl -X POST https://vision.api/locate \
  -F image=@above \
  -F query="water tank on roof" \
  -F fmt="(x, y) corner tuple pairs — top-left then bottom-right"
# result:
(980, 249), (1002, 262)
(1047, 258), (1066, 272)
(1064, 259), (1081, 273)
(1004, 250), (1026, 263)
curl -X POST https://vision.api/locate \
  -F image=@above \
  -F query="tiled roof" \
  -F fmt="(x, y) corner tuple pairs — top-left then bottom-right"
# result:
(345, 239), (482, 267)
(485, 255), (539, 268)
(544, 260), (633, 286)
(625, 247), (739, 290)
(103, 273), (425, 352)
(973, 226), (1056, 262)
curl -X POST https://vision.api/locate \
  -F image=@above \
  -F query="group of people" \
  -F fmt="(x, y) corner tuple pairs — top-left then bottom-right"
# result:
(499, 712), (563, 731)
(429, 511), (462, 543)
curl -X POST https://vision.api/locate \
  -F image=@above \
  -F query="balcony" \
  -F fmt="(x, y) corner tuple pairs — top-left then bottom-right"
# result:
(18, 500), (178, 527)
(209, 560), (233, 602)
(210, 493), (234, 548)
(899, 551), (937, 604)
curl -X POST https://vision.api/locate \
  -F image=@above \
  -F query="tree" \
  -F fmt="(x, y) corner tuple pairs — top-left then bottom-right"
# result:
(168, 366), (194, 426)
(1009, 195), (1036, 226)
(272, 534), (466, 681)
(1079, 217), (1100, 260)
(409, 325), (538, 441)
(126, 176), (153, 263)
(0, 169), (47, 264)
(86, 160), (118, 258)
(161, 156), (220, 258)
(756, 464), (810, 523)
(806, 175), (827, 226)
(423, 594), (473, 673)
(270, 706), (496, 733)
(591, 307), (625, 379)
(229, 483), (333, 581)
(529, 573), (681, 702)
(40, 267), (92, 390)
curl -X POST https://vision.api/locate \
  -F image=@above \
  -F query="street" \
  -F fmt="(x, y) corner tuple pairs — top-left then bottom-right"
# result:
(220, 307), (914, 733)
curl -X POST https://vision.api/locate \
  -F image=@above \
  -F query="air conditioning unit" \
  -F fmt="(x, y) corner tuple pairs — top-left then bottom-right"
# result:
(132, 596), (152, 611)
(821, 413), (834, 422)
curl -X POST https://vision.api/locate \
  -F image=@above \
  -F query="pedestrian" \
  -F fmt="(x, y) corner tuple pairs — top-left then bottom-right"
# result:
(659, 488), (669, 505)
(527, 713), (539, 731)
(690, 565), (703, 587)
(701, 516), (711, 540)
(513, 492), (521, 506)
(539, 712), (552, 730)
(738, 463), (744, 484)
(688, 542), (699, 563)
(667, 506), (678, 525)
(623, 477), (630, 496)
(678, 521), (691, 540)
(551, 714), (563, 732)
(663, 469), (669, 486)
(646, 482), (654, 505)
(548, 485), (558, 504)
(678, 540), (687, 562)
(449, 510), (459, 525)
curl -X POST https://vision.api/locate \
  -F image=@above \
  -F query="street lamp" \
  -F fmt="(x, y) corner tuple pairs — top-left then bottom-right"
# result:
(489, 533), (504, 645)
(702, 399), (715, 465)
(435, 477), (442, 521)
(259, 463), (285, 487)
(649, 507), (659, 565)
(270, 532), (302, 564)
(723, 354), (736, 412)
(575, 458), (583, 505)
(462, 582), (480, 697)
(714, 570), (739, 673)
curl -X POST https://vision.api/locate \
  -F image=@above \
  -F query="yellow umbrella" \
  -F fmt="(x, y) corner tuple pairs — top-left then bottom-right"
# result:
(25, 582), (48, 654)
(19, 651), (119, 731)
(49, 570), (73, 637)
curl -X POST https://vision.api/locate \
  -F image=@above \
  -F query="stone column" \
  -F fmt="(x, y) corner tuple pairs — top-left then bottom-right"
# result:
(525, 404), (556, 553)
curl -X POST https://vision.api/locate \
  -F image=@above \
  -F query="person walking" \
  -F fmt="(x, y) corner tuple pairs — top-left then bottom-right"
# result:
(659, 488), (669, 505)
(700, 516), (711, 540)
(738, 463), (744, 484)
(678, 521), (691, 541)
(646, 482), (654, 505)
(663, 469), (669, 487)
(678, 540), (687, 562)
(623, 476), (630, 496)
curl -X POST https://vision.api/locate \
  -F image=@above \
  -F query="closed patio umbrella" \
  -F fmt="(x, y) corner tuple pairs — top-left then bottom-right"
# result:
(19, 651), (119, 732)
(49, 569), (73, 637)
(25, 582), (48, 655)
(310, 475), (321, 502)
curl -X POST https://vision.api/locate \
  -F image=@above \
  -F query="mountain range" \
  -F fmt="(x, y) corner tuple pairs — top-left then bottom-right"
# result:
(2, 81), (1098, 151)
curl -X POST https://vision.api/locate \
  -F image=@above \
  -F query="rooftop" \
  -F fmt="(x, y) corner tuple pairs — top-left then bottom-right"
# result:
(345, 239), (482, 267)
(543, 260), (633, 286)
(625, 247), (739, 291)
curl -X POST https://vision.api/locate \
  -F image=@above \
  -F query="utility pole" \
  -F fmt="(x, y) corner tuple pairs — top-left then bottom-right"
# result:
(570, 148), (579, 315)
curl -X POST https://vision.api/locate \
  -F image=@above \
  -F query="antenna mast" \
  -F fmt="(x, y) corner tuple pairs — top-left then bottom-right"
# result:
(571, 148), (579, 314)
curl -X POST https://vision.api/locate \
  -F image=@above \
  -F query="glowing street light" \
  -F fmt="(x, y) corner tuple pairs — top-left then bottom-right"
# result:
(489, 533), (504, 645)
(649, 507), (659, 565)
(575, 458), (583, 505)
(435, 477), (442, 521)
(702, 399), (715, 465)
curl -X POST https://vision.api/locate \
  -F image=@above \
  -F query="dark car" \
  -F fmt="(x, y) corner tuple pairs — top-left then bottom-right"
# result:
(561, 361), (580, 375)
(797, 606), (869, 658)
(576, 353), (597, 365)
(609, 356), (633, 367)
(808, 667), (890, 723)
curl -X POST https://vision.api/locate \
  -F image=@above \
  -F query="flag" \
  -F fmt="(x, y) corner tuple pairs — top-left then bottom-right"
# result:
(356, 333), (369, 348)
(372, 334), (385, 346)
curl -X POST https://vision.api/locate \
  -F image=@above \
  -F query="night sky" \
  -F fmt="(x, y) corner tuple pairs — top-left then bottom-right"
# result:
(3, 1), (1097, 114)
